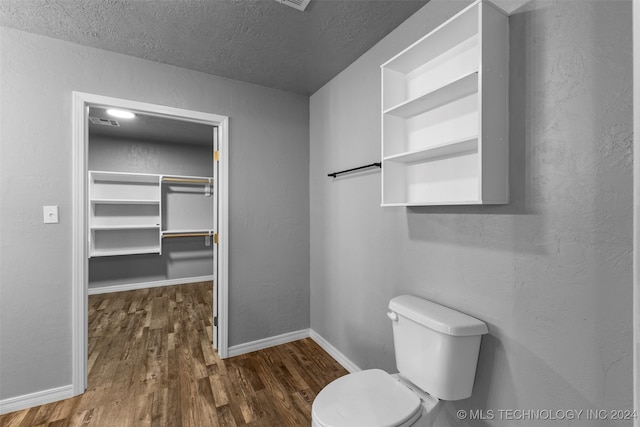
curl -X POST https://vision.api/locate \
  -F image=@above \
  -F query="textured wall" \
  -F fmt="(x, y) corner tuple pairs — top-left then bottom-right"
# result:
(89, 136), (214, 177)
(310, 1), (633, 425)
(0, 27), (310, 400)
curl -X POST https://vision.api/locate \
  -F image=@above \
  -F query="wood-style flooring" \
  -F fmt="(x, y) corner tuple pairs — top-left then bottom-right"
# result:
(0, 281), (348, 426)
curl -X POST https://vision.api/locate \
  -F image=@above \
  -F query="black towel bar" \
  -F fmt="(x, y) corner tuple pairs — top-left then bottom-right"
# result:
(328, 162), (382, 178)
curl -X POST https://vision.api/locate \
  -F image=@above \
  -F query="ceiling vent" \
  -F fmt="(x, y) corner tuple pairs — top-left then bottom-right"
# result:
(89, 117), (120, 127)
(275, 0), (311, 11)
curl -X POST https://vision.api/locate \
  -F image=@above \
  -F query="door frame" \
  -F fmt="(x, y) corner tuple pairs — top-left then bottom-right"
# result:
(71, 92), (229, 395)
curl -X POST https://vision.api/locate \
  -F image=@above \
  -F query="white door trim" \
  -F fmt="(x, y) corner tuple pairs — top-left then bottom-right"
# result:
(71, 92), (230, 396)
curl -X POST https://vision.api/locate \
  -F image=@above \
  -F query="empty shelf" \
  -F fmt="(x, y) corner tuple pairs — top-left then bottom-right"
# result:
(384, 136), (478, 163)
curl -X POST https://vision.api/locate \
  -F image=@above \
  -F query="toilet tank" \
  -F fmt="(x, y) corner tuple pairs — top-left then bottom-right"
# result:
(388, 295), (488, 401)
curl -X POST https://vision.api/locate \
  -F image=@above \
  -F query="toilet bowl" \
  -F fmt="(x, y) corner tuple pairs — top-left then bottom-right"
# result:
(311, 295), (488, 427)
(311, 369), (440, 427)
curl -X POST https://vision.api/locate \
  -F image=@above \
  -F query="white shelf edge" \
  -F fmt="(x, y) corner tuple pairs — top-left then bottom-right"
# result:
(89, 170), (160, 184)
(383, 33), (479, 75)
(90, 199), (160, 205)
(162, 229), (214, 235)
(89, 247), (161, 257)
(90, 225), (160, 231)
(384, 136), (478, 163)
(381, 200), (485, 207)
(162, 174), (214, 181)
(383, 70), (478, 118)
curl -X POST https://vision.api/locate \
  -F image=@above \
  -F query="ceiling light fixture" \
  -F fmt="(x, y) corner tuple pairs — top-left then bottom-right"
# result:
(107, 109), (135, 119)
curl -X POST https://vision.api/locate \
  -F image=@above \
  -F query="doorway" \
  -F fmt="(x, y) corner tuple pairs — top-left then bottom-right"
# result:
(71, 92), (229, 395)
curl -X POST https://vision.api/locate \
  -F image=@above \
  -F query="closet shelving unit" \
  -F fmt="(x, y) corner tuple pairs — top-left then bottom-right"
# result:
(381, 0), (508, 206)
(160, 175), (215, 241)
(88, 171), (214, 257)
(88, 171), (162, 257)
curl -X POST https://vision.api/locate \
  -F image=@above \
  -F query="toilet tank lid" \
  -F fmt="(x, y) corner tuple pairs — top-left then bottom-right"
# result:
(389, 295), (488, 336)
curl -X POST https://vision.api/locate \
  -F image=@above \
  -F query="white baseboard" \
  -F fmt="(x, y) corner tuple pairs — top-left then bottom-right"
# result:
(310, 330), (361, 373)
(0, 384), (74, 415)
(227, 329), (311, 357)
(88, 275), (214, 295)
(226, 329), (361, 374)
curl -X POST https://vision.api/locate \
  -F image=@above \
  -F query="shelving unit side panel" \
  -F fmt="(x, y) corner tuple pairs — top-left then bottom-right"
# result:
(382, 68), (408, 111)
(383, 115), (409, 156)
(479, 2), (509, 203)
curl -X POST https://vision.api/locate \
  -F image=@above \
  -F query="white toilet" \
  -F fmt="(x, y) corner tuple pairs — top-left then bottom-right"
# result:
(311, 295), (488, 427)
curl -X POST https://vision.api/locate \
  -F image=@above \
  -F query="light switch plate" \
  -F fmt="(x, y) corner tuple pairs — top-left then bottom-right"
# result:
(43, 206), (59, 224)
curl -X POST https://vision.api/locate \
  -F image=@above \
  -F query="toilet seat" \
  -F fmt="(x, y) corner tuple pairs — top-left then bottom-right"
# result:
(312, 369), (422, 427)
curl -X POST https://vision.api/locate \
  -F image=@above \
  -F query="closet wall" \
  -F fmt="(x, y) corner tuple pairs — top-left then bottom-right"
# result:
(88, 127), (214, 291)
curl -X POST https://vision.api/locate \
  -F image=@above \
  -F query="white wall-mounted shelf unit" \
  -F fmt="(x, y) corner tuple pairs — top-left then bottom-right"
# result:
(88, 171), (214, 257)
(89, 171), (161, 257)
(381, 0), (509, 206)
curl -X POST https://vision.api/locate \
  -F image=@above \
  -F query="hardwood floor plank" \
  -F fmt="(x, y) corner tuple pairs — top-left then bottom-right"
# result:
(195, 377), (221, 427)
(215, 405), (238, 427)
(217, 368), (250, 425)
(0, 281), (349, 426)
(208, 374), (229, 407)
(0, 410), (27, 427)
(150, 388), (168, 427)
(166, 348), (183, 427)
(251, 352), (307, 426)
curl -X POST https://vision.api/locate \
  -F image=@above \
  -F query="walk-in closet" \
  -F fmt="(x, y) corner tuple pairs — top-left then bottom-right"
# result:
(87, 107), (217, 293)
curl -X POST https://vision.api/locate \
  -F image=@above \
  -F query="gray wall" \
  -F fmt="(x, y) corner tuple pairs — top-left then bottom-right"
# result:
(88, 135), (214, 289)
(89, 135), (214, 177)
(310, 1), (633, 426)
(0, 27), (310, 400)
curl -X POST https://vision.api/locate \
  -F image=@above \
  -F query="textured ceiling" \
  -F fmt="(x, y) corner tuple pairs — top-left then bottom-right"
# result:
(0, 0), (429, 95)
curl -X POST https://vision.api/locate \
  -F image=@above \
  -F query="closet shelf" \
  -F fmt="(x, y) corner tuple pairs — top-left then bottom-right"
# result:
(90, 199), (160, 205)
(383, 70), (478, 118)
(383, 200), (486, 207)
(90, 247), (161, 257)
(382, 4), (479, 73)
(162, 175), (213, 184)
(162, 229), (214, 236)
(90, 225), (160, 231)
(384, 136), (478, 163)
(90, 171), (160, 184)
